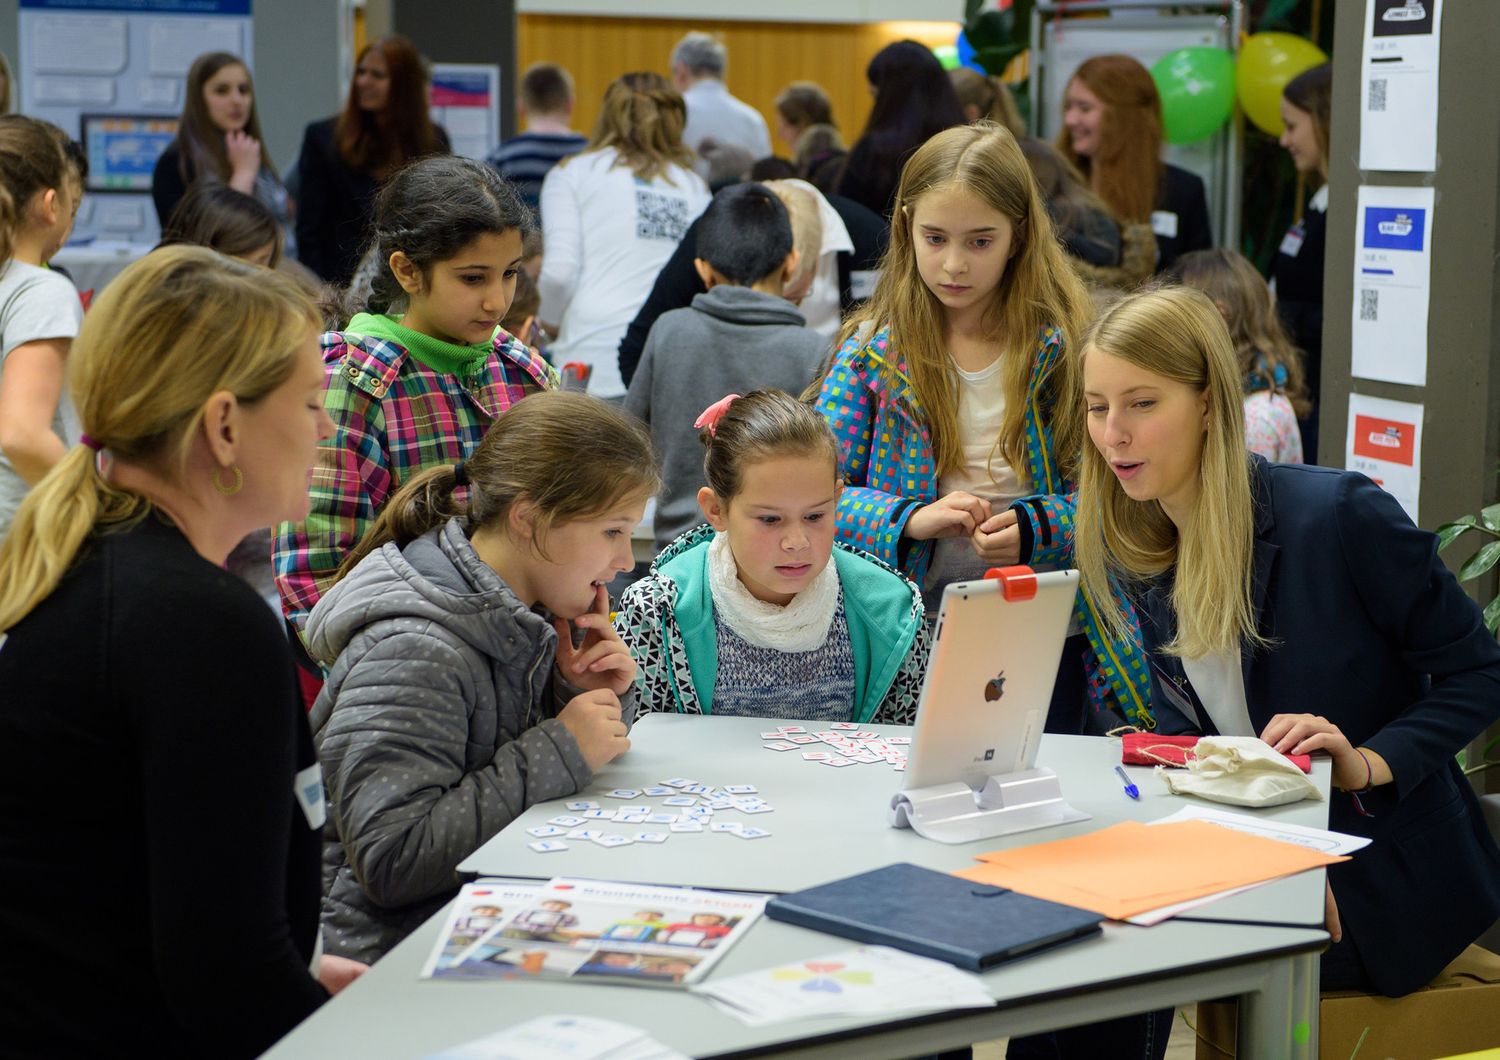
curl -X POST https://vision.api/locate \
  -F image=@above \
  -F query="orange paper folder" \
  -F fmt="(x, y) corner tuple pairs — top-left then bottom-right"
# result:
(955, 820), (1347, 921)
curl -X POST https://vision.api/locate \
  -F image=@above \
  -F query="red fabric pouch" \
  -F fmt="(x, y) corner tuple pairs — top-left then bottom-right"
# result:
(1121, 732), (1311, 774)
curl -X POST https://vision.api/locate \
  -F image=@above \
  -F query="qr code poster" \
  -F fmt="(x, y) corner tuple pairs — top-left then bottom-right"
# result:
(1346, 394), (1423, 525)
(1351, 185), (1434, 387)
(1360, 0), (1442, 171)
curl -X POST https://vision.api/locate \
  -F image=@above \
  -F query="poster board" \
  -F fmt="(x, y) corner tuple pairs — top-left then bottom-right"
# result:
(430, 63), (501, 162)
(18, 0), (254, 243)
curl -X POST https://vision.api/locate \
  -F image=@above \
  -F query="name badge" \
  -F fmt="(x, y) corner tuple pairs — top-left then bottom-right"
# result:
(1279, 224), (1306, 258)
(294, 762), (327, 830)
(1150, 210), (1178, 239)
(849, 269), (880, 301)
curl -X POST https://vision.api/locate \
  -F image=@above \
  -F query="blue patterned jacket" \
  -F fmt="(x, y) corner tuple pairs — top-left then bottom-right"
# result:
(813, 324), (1155, 726)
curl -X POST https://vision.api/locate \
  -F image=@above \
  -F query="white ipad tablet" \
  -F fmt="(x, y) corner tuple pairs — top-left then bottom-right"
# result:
(902, 568), (1079, 792)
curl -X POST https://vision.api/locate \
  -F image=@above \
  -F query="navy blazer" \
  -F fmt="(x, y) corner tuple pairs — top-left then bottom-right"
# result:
(1141, 458), (1500, 997)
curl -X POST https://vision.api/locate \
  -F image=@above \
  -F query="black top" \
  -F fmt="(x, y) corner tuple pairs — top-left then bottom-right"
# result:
(294, 117), (451, 284)
(1271, 194), (1327, 459)
(834, 134), (907, 221)
(0, 512), (326, 1057)
(151, 142), (191, 228)
(617, 193), (888, 387)
(1152, 163), (1213, 270)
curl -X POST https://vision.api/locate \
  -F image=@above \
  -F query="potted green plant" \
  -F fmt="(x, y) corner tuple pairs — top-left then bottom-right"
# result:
(1436, 508), (1500, 778)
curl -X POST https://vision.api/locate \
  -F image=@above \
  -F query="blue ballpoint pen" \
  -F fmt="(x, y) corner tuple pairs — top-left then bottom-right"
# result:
(1114, 765), (1140, 800)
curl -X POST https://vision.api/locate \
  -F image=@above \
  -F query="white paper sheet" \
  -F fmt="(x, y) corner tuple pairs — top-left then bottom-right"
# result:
(30, 14), (127, 74)
(425, 1015), (686, 1060)
(1350, 184), (1434, 386)
(692, 946), (994, 1027)
(1359, 0), (1443, 172)
(147, 18), (244, 76)
(31, 76), (115, 106)
(1345, 393), (1424, 523)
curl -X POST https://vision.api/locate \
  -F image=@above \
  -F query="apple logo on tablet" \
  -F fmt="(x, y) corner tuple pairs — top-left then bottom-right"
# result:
(984, 672), (1007, 701)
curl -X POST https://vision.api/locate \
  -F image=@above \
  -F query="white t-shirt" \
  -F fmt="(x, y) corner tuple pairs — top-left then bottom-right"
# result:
(1181, 648), (1255, 737)
(0, 261), (83, 537)
(923, 357), (1028, 604)
(538, 148), (711, 398)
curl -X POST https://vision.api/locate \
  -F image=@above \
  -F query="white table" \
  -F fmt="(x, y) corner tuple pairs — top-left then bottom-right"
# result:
(51, 241), (153, 296)
(460, 715), (1333, 932)
(264, 714), (1331, 1058)
(264, 896), (1325, 1059)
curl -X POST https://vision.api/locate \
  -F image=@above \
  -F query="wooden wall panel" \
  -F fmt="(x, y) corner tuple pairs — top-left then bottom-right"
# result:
(516, 15), (959, 157)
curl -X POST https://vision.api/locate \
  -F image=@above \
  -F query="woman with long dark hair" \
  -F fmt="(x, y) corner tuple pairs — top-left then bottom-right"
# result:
(150, 52), (289, 243)
(294, 36), (449, 283)
(835, 40), (965, 219)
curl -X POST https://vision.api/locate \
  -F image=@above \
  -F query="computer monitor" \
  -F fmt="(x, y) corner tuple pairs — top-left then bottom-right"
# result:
(80, 114), (179, 194)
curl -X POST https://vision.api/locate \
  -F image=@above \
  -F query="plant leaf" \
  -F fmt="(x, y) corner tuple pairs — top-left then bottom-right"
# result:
(1457, 540), (1500, 583)
(1437, 518), (1477, 551)
(965, 0), (985, 24)
(1484, 594), (1500, 637)
(1482, 503), (1500, 531)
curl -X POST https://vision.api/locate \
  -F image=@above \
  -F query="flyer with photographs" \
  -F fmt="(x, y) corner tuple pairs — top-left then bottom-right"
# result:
(420, 880), (545, 978)
(423, 878), (766, 988)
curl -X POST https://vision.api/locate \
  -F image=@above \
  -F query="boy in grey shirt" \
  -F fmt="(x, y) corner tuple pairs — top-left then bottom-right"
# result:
(625, 183), (828, 553)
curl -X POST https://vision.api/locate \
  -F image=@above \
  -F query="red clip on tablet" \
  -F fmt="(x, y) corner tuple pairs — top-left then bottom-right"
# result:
(984, 565), (1037, 602)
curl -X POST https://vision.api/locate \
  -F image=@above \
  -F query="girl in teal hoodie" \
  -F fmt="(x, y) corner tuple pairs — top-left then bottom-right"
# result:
(615, 389), (928, 724)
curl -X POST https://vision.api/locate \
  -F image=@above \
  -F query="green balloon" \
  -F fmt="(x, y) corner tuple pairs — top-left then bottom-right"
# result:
(933, 44), (961, 71)
(1151, 47), (1236, 144)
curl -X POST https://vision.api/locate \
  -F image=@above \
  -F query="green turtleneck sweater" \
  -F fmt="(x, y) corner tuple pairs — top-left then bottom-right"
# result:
(344, 313), (495, 377)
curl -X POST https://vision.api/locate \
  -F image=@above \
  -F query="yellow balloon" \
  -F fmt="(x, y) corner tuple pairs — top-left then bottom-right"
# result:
(1236, 32), (1327, 136)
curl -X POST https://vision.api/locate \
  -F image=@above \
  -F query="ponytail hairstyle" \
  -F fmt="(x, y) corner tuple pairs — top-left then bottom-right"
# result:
(948, 68), (1026, 138)
(1073, 286), (1267, 661)
(0, 114), (73, 269)
(337, 391), (659, 578)
(577, 71), (694, 184)
(175, 52), (276, 185)
(1282, 62), (1333, 182)
(701, 390), (839, 504)
(0, 246), (321, 633)
(1162, 248), (1311, 418)
(1057, 55), (1163, 225)
(351, 154), (534, 317)
(832, 121), (1093, 481)
(335, 36), (443, 175)
(159, 182), (283, 267)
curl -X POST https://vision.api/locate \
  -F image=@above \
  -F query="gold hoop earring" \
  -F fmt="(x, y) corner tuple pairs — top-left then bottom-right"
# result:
(212, 465), (244, 497)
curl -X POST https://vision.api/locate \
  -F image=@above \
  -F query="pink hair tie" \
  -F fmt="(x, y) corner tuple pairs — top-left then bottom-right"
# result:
(80, 434), (104, 453)
(694, 393), (741, 437)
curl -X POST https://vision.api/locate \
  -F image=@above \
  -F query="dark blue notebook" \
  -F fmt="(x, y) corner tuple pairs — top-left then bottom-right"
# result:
(765, 862), (1104, 972)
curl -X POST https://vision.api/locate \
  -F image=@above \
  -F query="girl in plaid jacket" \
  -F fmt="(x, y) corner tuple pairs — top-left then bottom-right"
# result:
(274, 156), (556, 634)
(812, 122), (1154, 730)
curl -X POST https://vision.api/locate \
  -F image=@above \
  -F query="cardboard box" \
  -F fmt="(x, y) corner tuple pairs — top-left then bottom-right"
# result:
(1195, 945), (1500, 1059)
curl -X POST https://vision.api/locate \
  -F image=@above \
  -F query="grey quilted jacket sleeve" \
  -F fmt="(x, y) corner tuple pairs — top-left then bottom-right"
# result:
(318, 628), (592, 910)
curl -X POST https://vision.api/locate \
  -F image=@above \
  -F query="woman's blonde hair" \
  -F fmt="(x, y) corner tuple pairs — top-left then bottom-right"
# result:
(831, 121), (1093, 481)
(1074, 286), (1265, 660)
(1057, 55), (1163, 225)
(0, 245), (322, 632)
(580, 71), (694, 184)
(1164, 248), (1311, 418)
(338, 391), (660, 579)
(762, 180), (823, 296)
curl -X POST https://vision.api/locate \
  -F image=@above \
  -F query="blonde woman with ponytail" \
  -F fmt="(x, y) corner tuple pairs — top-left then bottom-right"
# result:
(0, 245), (369, 1056)
(538, 71), (710, 399)
(1077, 285), (1500, 1002)
(306, 391), (658, 963)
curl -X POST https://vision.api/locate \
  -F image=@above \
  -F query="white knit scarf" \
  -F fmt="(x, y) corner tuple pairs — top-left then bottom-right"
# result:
(707, 531), (841, 653)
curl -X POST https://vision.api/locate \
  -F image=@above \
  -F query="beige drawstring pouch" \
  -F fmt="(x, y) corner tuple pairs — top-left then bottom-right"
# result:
(1157, 736), (1322, 808)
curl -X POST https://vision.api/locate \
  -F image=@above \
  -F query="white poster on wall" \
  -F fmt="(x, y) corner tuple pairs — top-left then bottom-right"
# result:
(1350, 184), (1434, 386)
(430, 64), (502, 162)
(1345, 393), (1423, 524)
(1359, 0), (1442, 172)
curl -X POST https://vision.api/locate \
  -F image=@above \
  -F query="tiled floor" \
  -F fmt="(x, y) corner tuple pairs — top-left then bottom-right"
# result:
(971, 1007), (1201, 1060)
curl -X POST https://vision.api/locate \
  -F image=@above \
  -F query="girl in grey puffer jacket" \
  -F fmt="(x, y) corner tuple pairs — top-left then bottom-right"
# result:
(306, 392), (659, 963)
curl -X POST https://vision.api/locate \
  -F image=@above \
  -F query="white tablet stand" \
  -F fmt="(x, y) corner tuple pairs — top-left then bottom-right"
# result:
(889, 767), (1089, 845)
